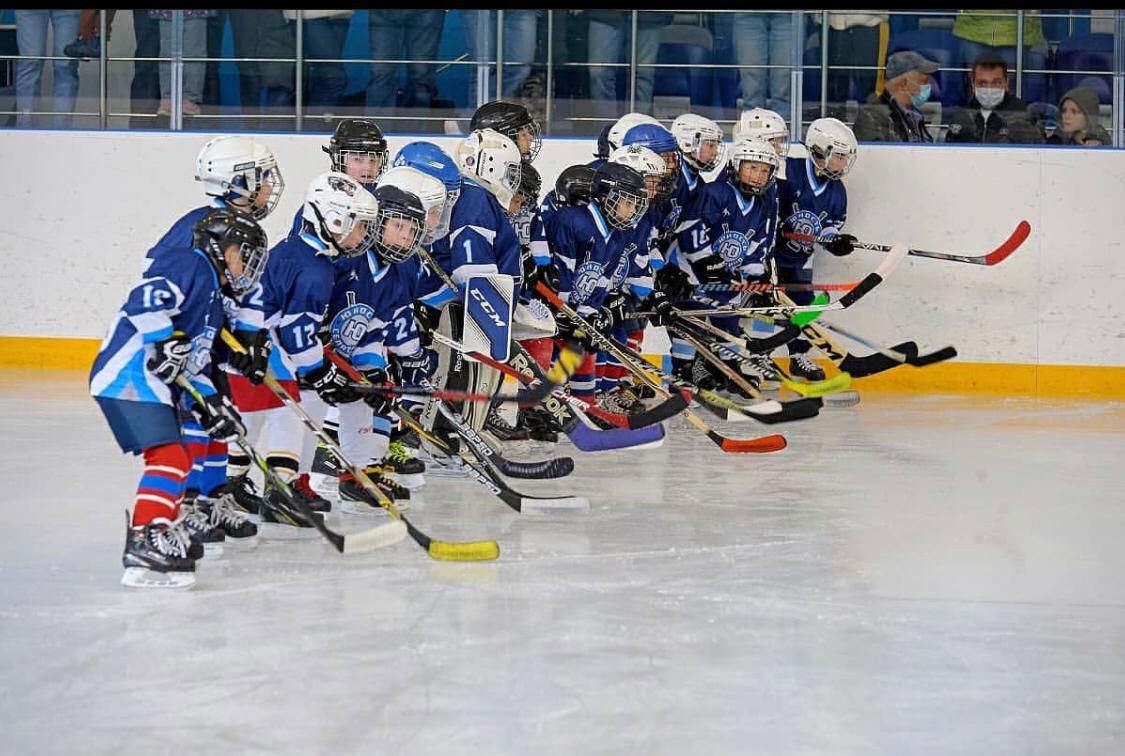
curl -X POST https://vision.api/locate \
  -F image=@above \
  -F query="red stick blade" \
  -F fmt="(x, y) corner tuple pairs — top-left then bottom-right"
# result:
(720, 434), (787, 454)
(984, 220), (1031, 265)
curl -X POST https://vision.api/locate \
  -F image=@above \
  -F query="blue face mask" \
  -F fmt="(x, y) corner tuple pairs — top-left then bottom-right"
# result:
(911, 83), (931, 109)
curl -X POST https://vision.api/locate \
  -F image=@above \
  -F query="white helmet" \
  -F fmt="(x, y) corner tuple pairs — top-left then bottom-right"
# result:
(734, 108), (790, 158)
(606, 112), (661, 153)
(804, 117), (857, 180)
(196, 136), (285, 220)
(377, 165), (450, 245)
(608, 144), (665, 201)
(455, 128), (522, 209)
(671, 113), (725, 172)
(726, 138), (780, 199)
(302, 172), (380, 258)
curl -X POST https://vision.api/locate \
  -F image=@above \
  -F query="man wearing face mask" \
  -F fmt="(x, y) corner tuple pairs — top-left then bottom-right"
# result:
(945, 50), (1043, 144)
(853, 51), (939, 142)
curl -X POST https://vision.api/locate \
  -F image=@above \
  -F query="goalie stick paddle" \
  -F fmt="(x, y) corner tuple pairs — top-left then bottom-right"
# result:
(782, 220), (1030, 266)
(221, 329), (499, 561)
(174, 375), (407, 555)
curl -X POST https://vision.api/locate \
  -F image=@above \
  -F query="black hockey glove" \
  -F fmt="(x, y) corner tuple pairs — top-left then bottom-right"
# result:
(654, 264), (693, 301)
(601, 292), (630, 328)
(413, 303), (442, 348)
(643, 290), (675, 327)
(587, 307), (614, 336)
(227, 328), (273, 385)
(397, 347), (438, 387)
(148, 332), (193, 385)
(555, 310), (595, 351)
(360, 367), (395, 415)
(299, 361), (360, 406)
(697, 254), (733, 285)
(525, 261), (562, 301)
(190, 392), (246, 443)
(825, 233), (857, 257)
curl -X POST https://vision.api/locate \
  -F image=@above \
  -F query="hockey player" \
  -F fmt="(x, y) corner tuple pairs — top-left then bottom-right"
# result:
(671, 137), (782, 396)
(670, 113), (724, 202)
(227, 172), (377, 534)
(775, 117), (858, 381)
(470, 99), (543, 162)
(597, 112), (662, 168)
(733, 107), (790, 179)
(91, 208), (268, 589)
(289, 118), (388, 235)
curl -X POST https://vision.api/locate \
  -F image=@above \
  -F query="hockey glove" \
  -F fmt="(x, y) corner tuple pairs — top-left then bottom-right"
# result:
(360, 367), (395, 415)
(825, 233), (857, 257)
(587, 307), (614, 336)
(697, 254), (733, 285)
(414, 303), (442, 348)
(643, 290), (675, 327)
(555, 310), (595, 351)
(148, 332), (193, 385)
(227, 328), (273, 385)
(602, 292), (630, 328)
(190, 392), (246, 444)
(525, 262), (562, 301)
(654, 264), (693, 301)
(397, 347), (438, 387)
(299, 361), (360, 406)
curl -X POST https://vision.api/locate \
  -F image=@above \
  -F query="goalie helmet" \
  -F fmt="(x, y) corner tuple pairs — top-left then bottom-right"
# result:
(671, 113), (725, 173)
(192, 208), (269, 295)
(322, 118), (388, 188)
(302, 172), (380, 258)
(726, 138), (780, 199)
(805, 117), (858, 180)
(470, 100), (543, 162)
(606, 112), (661, 153)
(455, 128), (523, 209)
(591, 162), (649, 231)
(608, 144), (666, 201)
(196, 136), (285, 221)
(377, 166), (449, 246)
(370, 185), (427, 264)
(555, 165), (596, 207)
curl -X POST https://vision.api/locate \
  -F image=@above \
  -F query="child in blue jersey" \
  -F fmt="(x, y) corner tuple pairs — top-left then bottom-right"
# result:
(90, 209), (268, 589)
(227, 172), (379, 533)
(671, 138), (782, 396)
(775, 117), (859, 381)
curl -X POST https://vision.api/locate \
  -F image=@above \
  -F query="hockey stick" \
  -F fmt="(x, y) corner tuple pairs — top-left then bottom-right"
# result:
(536, 282), (787, 453)
(818, 319), (958, 368)
(221, 330), (499, 561)
(174, 375), (407, 555)
(782, 219), (1030, 266)
(695, 280), (859, 294)
(346, 376), (552, 405)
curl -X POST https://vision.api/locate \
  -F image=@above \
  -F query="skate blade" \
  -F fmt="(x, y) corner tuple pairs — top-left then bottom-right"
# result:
(824, 390), (861, 407)
(425, 466), (470, 479)
(387, 472), (426, 490)
(221, 533), (259, 549)
(256, 521), (320, 540)
(308, 473), (339, 499)
(121, 567), (196, 590)
(339, 497), (413, 516)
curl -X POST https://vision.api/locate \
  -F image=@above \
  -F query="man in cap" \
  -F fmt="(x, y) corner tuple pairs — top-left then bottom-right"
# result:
(853, 50), (940, 142)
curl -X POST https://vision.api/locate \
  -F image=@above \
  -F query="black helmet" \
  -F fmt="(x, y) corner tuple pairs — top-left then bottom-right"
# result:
(371, 185), (427, 264)
(515, 160), (542, 212)
(192, 208), (269, 295)
(591, 163), (649, 231)
(323, 118), (388, 187)
(595, 124), (612, 160)
(555, 165), (596, 207)
(470, 100), (542, 162)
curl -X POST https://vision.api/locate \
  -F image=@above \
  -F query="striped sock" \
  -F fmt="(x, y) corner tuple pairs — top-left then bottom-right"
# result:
(133, 443), (192, 526)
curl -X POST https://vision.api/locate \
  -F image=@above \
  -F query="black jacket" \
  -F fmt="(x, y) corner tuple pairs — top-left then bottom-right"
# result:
(946, 92), (1043, 144)
(854, 90), (934, 142)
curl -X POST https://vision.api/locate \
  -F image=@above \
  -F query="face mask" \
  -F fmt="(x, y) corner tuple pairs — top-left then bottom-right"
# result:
(910, 83), (931, 109)
(975, 87), (1005, 109)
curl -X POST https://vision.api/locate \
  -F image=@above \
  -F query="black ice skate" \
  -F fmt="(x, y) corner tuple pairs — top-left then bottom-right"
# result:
(258, 478), (325, 538)
(221, 473), (263, 515)
(789, 353), (826, 382)
(516, 406), (560, 443)
(178, 500), (225, 559)
(121, 512), (196, 589)
(484, 402), (529, 441)
(338, 467), (412, 516)
(204, 492), (258, 543)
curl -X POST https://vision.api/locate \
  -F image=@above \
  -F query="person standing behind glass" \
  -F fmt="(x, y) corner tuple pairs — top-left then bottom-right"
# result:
(282, 10), (353, 118)
(810, 12), (889, 121)
(461, 10), (539, 102)
(14, 9), (80, 127)
(853, 51), (938, 142)
(733, 11), (793, 118)
(150, 10), (215, 118)
(582, 10), (669, 122)
(366, 10), (445, 113)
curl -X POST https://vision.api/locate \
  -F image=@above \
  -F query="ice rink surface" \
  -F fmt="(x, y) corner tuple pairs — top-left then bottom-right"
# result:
(2, 369), (1124, 755)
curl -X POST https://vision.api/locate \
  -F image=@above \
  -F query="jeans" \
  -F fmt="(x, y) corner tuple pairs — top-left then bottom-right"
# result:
(825, 24), (881, 120)
(302, 16), (350, 112)
(587, 15), (662, 120)
(14, 10), (80, 127)
(158, 17), (207, 104)
(366, 10), (445, 110)
(733, 12), (792, 116)
(130, 10), (161, 112)
(460, 10), (538, 102)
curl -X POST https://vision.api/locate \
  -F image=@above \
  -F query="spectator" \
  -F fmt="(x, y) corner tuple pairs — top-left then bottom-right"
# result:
(129, 10), (161, 128)
(951, 9), (1048, 102)
(14, 10), (80, 127)
(945, 50), (1042, 144)
(149, 10), (215, 118)
(461, 10), (539, 102)
(853, 50), (938, 142)
(283, 10), (353, 118)
(63, 9), (116, 60)
(811, 12), (889, 121)
(226, 10), (296, 130)
(733, 11), (793, 117)
(1050, 86), (1111, 147)
(583, 10), (669, 122)
(366, 10), (446, 114)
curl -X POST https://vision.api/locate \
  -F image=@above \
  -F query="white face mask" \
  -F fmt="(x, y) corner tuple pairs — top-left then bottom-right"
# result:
(975, 87), (1005, 109)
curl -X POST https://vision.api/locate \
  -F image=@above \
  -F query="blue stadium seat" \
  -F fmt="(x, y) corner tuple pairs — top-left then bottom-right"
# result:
(1054, 33), (1113, 105)
(653, 25), (714, 109)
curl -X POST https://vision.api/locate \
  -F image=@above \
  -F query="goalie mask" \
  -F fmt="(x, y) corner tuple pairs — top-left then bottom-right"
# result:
(455, 128), (522, 209)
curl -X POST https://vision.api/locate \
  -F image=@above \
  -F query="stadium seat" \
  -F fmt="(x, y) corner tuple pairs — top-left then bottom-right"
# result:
(1054, 33), (1113, 105)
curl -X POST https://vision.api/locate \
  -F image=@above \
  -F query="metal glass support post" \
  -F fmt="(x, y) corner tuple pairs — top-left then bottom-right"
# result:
(790, 9), (805, 137)
(98, 8), (108, 128)
(295, 9), (304, 131)
(170, 10), (184, 131)
(1115, 9), (1124, 147)
(1015, 10), (1024, 99)
(819, 10), (828, 118)
(545, 10), (554, 136)
(629, 11), (638, 113)
(496, 9), (505, 100)
(474, 11), (490, 108)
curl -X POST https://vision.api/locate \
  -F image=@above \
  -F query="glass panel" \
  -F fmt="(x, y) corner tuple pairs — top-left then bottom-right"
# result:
(1037, 9), (1115, 147)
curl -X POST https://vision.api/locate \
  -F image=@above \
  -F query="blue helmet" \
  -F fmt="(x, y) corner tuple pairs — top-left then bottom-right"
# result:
(622, 123), (680, 198)
(392, 142), (462, 196)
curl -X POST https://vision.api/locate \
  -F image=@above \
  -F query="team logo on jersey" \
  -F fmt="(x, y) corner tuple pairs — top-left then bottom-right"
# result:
(571, 260), (604, 305)
(329, 302), (376, 358)
(786, 209), (822, 252)
(608, 247), (633, 291)
(714, 230), (750, 269)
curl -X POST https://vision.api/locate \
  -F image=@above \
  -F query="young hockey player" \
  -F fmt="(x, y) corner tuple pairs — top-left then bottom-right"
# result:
(91, 208), (268, 589)
(289, 118), (388, 234)
(470, 99), (543, 162)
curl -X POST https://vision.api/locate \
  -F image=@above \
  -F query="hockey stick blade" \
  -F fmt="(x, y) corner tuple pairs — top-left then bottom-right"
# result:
(907, 345), (958, 367)
(712, 430), (787, 453)
(568, 415), (666, 451)
(496, 455), (575, 480)
(784, 221), (1030, 266)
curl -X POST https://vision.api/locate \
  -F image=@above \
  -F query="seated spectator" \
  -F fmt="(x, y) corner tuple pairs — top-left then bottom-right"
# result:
(853, 50), (938, 142)
(1050, 87), (1111, 147)
(945, 50), (1042, 144)
(14, 10), (80, 127)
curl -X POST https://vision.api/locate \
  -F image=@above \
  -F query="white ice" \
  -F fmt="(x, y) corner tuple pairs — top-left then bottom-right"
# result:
(2, 370), (1124, 755)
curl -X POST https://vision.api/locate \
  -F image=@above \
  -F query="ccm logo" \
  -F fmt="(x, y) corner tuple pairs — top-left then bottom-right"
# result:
(470, 288), (506, 328)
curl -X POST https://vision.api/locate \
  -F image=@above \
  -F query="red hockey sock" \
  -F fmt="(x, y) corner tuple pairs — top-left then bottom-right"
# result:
(133, 443), (192, 526)
(520, 337), (554, 371)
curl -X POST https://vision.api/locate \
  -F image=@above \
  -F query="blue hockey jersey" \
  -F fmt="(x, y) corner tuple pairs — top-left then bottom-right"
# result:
(90, 246), (225, 405)
(327, 251), (422, 372)
(548, 203), (633, 317)
(447, 180), (522, 295)
(776, 155), (848, 269)
(675, 178), (779, 288)
(142, 198), (233, 273)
